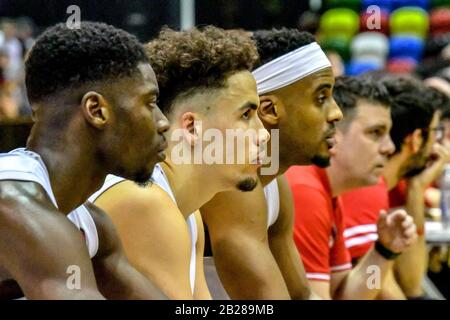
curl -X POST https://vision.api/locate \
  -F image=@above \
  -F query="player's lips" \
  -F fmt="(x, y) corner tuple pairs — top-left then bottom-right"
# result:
(156, 138), (168, 161)
(325, 137), (336, 149)
(157, 150), (166, 161)
(324, 127), (337, 149)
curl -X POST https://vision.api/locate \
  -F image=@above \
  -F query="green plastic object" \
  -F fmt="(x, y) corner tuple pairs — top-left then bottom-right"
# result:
(430, 0), (450, 9)
(321, 36), (352, 62)
(326, 0), (361, 11)
(390, 7), (430, 39)
(320, 8), (360, 39)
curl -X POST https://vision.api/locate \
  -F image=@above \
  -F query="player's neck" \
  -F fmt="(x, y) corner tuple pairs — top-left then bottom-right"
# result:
(160, 160), (223, 218)
(27, 125), (107, 214)
(258, 166), (285, 187)
(326, 164), (360, 197)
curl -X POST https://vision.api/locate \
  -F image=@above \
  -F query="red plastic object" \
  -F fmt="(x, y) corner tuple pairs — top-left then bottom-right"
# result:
(430, 8), (450, 36)
(387, 58), (417, 73)
(360, 10), (390, 35)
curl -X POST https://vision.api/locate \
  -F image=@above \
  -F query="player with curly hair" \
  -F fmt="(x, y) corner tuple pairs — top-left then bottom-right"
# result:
(199, 28), (341, 300)
(89, 26), (269, 299)
(0, 21), (170, 299)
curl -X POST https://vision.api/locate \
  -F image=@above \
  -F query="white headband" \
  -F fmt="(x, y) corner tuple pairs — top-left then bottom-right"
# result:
(252, 42), (332, 95)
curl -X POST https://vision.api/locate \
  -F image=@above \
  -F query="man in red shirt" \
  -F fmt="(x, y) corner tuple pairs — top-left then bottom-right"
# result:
(286, 76), (417, 299)
(341, 78), (450, 299)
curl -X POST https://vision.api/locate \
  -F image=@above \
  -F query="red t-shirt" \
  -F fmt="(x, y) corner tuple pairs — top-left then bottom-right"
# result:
(389, 179), (407, 208)
(285, 165), (352, 282)
(340, 177), (388, 260)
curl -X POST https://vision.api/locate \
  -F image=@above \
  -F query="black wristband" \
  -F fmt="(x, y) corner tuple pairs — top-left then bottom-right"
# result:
(375, 240), (401, 260)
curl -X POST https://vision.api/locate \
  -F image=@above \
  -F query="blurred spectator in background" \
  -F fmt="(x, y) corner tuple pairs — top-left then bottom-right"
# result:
(0, 48), (18, 119)
(16, 17), (36, 55)
(0, 19), (23, 82)
(0, 17), (31, 120)
(297, 10), (320, 35)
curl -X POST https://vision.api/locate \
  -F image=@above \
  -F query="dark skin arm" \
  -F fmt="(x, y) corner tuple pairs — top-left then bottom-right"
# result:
(0, 181), (104, 300)
(88, 202), (168, 300)
(201, 184), (291, 300)
(268, 176), (311, 299)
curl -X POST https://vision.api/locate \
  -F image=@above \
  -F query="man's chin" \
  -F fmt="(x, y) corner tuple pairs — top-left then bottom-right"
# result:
(131, 162), (158, 187)
(366, 174), (381, 186)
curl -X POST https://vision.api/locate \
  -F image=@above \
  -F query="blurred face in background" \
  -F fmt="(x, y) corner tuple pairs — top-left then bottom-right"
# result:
(2, 22), (17, 39)
(331, 101), (394, 188)
(403, 111), (441, 177)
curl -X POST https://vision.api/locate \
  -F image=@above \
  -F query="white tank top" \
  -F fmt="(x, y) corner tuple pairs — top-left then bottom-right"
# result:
(89, 163), (198, 295)
(264, 178), (280, 228)
(0, 148), (99, 258)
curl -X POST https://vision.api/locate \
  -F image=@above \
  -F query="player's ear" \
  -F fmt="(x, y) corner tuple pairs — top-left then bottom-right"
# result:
(81, 92), (110, 129)
(181, 112), (201, 147)
(258, 95), (283, 126)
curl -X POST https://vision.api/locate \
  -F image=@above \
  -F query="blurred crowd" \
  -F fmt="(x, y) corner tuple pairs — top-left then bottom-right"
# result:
(0, 17), (34, 121)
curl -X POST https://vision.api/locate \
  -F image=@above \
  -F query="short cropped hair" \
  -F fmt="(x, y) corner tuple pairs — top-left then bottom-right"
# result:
(333, 76), (391, 130)
(25, 21), (148, 104)
(252, 28), (315, 67)
(382, 76), (436, 152)
(145, 26), (259, 114)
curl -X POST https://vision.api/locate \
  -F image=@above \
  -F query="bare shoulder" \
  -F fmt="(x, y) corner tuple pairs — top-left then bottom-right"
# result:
(94, 180), (181, 220)
(0, 181), (98, 298)
(201, 182), (268, 235)
(91, 180), (190, 259)
(0, 180), (86, 248)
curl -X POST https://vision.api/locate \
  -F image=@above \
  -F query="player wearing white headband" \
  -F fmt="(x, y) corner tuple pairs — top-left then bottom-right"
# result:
(201, 29), (342, 299)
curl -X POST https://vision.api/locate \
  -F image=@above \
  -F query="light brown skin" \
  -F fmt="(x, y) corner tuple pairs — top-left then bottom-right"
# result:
(0, 62), (170, 299)
(327, 101), (406, 300)
(309, 101), (417, 300)
(387, 113), (449, 298)
(93, 71), (269, 299)
(201, 67), (343, 299)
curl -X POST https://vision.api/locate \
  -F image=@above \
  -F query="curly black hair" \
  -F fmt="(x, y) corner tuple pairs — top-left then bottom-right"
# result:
(415, 57), (450, 80)
(25, 21), (148, 104)
(145, 26), (259, 114)
(251, 28), (315, 67)
(425, 87), (450, 115)
(382, 76), (436, 153)
(333, 76), (391, 129)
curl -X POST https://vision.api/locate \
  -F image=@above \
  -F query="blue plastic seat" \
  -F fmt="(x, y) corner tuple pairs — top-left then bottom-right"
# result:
(346, 60), (381, 75)
(361, 0), (393, 13)
(392, 0), (429, 11)
(389, 36), (425, 62)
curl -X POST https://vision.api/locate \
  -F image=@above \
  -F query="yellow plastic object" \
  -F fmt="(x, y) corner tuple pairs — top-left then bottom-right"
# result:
(390, 7), (430, 39)
(320, 8), (360, 39)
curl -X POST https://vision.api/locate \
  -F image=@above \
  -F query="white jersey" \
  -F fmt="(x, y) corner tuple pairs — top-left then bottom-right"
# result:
(264, 178), (280, 228)
(0, 148), (99, 258)
(89, 163), (198, 295)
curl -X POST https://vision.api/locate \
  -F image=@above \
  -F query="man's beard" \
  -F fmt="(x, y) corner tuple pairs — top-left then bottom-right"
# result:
(311, 125), (335, 168)
(403, 165), (427, 178)
(237, 177), (258, 192)
(403, 155), (429, 178)
(311, 154), (331, 168)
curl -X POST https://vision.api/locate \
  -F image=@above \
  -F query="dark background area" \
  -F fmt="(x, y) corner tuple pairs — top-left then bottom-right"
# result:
(0, 0), (309, 41)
